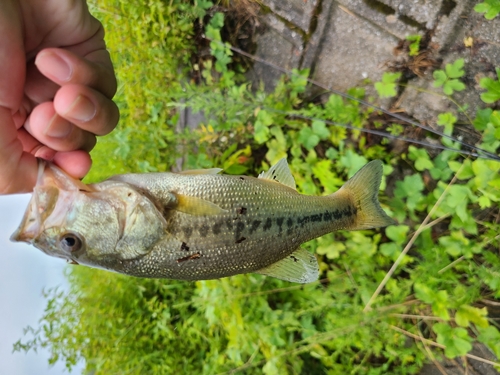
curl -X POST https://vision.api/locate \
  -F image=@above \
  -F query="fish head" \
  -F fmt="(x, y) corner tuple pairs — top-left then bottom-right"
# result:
(11, 161), (167, 271)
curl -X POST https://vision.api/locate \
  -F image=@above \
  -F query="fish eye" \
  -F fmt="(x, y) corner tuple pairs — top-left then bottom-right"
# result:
(58, 232), (84, 254)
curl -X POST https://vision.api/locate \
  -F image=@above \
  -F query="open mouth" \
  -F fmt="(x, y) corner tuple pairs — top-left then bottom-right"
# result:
(10, 160), (92, 244)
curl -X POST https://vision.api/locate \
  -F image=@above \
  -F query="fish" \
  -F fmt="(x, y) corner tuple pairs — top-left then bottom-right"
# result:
(11, 158), (395, 283)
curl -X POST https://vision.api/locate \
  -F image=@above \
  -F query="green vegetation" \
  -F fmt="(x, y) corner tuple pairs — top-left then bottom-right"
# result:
(406, 35), (422, 57)
(475, 0), (500, 20)
(480, 67), (500, 103)
(13, 2), (500, 374)
(375, 72), (401, 98)
(432, 58), (466, 96)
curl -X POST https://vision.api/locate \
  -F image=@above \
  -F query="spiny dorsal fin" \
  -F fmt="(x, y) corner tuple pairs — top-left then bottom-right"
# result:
(258, 158), (296, 190)
(254, 247), (319, 283)
(174, 193), (227, 216)
(178, 168), (223, 175)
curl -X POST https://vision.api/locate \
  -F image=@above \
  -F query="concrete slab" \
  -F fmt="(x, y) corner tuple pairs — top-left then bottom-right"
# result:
(305, 2), (399, 94)
(337, 0), (422, 38)
(377, 0), (444, 29)
(246, 12), (303, 91)
(263, 0), (319, 32)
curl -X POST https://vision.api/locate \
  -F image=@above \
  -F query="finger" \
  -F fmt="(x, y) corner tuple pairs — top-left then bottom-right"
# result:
(54, 84), (119, 136)
(24, 102), (97, 152)
(35, 47), (117, 99)
(18, 129), (91, 179)
(0, 107), (37, 194)
(24, 59), (60, 104)
(52, 150), (92, 179)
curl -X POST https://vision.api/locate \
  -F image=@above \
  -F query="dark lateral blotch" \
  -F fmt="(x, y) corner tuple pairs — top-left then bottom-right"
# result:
(199, 224), (209, 237)
(235, 221), (245, 238)
(235, 237), (246, 244)
(277, 217), (284, 227)
(181, 242), (190, 251)
(212, 222), (222, 235)
(237, 207), (247, 215)
(290, 255), (298, 262)
(182, 226), (193, 238)
(263, 218), (272, 231)
(249, 220), (261, 233)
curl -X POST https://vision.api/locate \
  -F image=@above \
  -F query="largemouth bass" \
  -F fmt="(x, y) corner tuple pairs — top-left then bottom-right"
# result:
(11, 159), (395, 283)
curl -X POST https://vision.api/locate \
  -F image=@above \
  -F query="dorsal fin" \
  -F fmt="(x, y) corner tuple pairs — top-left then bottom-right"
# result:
(254, 247), (319, 283)
(178, 168), (223, 175)
(258, 158), (296, 190)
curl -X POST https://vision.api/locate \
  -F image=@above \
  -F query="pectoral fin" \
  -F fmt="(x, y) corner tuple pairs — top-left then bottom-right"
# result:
(254, 247), (319, 283)
(258, 158), (296, 190)
(175, 193), (227, 216)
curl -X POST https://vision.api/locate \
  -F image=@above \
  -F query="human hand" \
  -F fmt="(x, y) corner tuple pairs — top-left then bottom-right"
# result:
(0, 0), (119, 194)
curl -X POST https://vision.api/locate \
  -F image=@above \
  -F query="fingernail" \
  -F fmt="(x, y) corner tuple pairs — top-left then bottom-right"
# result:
(44, 114), (72, 138)
(66, 95), (96, 122)
(36, 51), (72, 81)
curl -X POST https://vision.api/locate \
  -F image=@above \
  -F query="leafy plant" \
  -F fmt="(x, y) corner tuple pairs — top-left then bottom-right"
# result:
(433, 59), (466, 95)
(375, 72), (401, 98)
(475, 0), (500, 20)
(480, 67), (500, 103)
(406, 34), (422, 56)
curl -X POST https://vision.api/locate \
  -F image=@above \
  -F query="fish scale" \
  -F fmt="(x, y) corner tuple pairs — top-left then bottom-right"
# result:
(11, 158), (395, 283)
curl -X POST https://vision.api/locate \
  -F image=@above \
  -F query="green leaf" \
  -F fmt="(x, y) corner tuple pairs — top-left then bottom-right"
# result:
(316, 234), (345, 259)
(445, 59), (465, 79)
(473, 108), (493, 131)
(339, 150), (368, 177)
(325, 147), (338, 160)
(408, 146), (434, 171)
(444, 79), (466, 95)
(477, 326), (500, 358)
(254, 120), (270, 144)
(298, 127), (320, 150)
(433, 70), (447, 87)
(448, 159), (474, 180)
(385, 225), (409, 245)
(474, 0), (500, 20)
(312, 120), (330, 139)
(380, 242), (400, 258)
(415, 284), (451, 320)
(375, 72), (401, 98)
(437, 112), (457, 136)
(455, 305), (489, 328)
(433, 323), (473, 358)
(479, 68), (500, 103)
(433, 59), (466, 95)
(406, 34), (422, 56)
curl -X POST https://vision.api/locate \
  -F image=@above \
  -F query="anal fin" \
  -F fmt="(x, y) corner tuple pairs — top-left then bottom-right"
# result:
(254, 247), (319, 283)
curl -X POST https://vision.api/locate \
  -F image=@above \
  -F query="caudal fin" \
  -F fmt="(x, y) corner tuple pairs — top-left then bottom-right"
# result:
(339, 160), (396, 230)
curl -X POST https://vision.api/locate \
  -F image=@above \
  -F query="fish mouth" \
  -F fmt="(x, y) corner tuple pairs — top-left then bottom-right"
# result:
(10, 160), (93, 244)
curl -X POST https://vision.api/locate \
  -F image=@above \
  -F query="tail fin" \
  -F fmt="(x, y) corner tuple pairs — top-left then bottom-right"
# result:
(339, 160), (396, 230)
